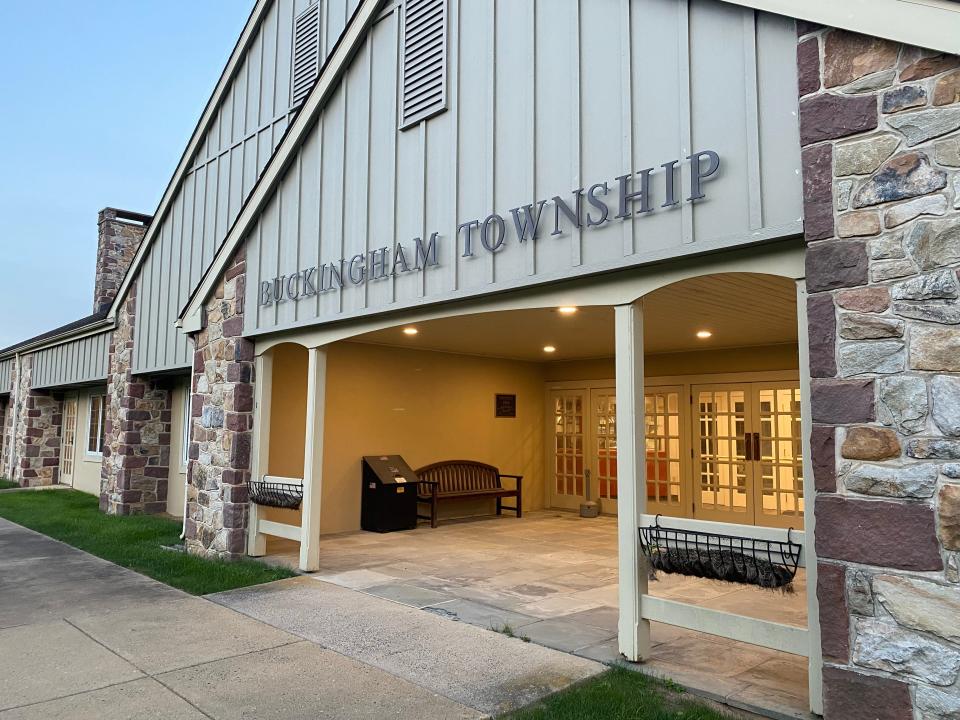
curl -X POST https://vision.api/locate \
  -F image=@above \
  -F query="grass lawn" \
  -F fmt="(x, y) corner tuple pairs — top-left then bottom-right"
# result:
(0, 478), (19, 490)
(503, 667), (732, 720)
(0, 489), (295, 595)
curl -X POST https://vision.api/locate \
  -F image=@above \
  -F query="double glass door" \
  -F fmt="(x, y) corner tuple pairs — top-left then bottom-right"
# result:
(694, 383), (804, 528)
(548, 380), (804, 529)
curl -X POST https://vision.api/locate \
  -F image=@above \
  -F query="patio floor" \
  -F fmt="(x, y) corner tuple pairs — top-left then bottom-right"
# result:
(263, 510), (811, 720)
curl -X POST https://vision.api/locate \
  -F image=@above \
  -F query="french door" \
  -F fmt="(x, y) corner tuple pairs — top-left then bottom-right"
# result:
(693, 382), (804, 529)
(60, 396), (78, 487)
(549, 389), (587, 511)
(548, 378), (803, 529)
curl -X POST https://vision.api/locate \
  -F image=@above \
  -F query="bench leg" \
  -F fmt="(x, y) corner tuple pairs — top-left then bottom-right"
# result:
(431, 488), (438, 529)
(516, 487), (522, 519)
(496, 497), (502, 515)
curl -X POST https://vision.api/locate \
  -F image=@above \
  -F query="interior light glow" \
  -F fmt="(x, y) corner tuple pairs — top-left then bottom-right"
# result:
(696, 330), (713, 339)
(557, 306), (578, 315)
(403, 327), (418, 335)
(543, 345), (556, 353)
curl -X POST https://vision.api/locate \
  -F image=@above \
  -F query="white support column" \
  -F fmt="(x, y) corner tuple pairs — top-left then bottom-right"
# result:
(299, 346), (327, 572)
(796, 280), (824, 716)
(247, 353), (272, 557)
(614, 301), (650, 662)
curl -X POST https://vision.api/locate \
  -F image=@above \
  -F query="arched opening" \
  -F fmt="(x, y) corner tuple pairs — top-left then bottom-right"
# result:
(251, 269), (813, 717)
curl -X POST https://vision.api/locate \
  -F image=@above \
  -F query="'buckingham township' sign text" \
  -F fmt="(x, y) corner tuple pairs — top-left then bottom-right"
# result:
(258, 150), (720, 306)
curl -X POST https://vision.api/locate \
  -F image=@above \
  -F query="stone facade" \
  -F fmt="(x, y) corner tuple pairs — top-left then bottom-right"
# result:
(100, 282), (172, 514)
(94, 208), (150, 314)
(799, 25), (960, 720)
(9, 356), (64, 487)
(184, 249), (254, 560)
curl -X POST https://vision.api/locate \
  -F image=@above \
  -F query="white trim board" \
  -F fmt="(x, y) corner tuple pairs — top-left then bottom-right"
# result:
(721, 0), (960, 54)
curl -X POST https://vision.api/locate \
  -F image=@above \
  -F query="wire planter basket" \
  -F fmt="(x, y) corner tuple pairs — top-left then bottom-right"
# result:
(248, 477), (303, 509)
(639, 515), (801, 590)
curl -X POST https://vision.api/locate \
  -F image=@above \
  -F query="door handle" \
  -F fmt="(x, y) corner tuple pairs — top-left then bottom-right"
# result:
(753, 432), (761, 461)
(744, 433), (752, 462)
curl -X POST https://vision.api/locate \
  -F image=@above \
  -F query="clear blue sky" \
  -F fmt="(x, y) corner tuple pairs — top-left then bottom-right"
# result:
(0, 0), (253, 348)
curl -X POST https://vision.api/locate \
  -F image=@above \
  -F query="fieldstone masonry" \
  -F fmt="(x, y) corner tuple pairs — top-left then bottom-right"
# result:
(94, 209), (150, 314)
(184, 249), (254, 560)
(9, 356), (64, 488)
(100, 282), (172, 514)
(799, 24), (960, 720)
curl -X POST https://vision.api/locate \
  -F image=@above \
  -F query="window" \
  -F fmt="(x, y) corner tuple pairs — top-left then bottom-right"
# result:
(87, 394), (107, 456)
(399, 0), (448, 129)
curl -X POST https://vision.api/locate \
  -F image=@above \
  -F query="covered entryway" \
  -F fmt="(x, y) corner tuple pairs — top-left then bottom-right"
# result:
(246, 247), (819, 718)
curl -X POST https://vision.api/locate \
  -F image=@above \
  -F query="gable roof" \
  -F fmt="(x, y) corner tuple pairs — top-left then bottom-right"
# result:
(107, 0), (271, 323)
(0, 310), (111, 359)
(179, 0), (960, 330)
(179, 0), (384, 332)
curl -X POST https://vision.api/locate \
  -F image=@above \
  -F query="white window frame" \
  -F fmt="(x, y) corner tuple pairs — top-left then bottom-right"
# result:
(85, 393), (107, 458)
(181, 386), (191, 471)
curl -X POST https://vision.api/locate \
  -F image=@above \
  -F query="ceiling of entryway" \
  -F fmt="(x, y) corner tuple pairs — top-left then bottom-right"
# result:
(350, 273), (798, 361)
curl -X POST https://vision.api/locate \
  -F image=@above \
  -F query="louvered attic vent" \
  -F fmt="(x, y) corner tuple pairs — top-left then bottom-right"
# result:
(400, 0), (447, 129)
(291, 1), (321, 109)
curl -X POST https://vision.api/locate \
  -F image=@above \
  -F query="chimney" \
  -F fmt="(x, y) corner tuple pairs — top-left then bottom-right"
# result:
(94, 208), (152, 313)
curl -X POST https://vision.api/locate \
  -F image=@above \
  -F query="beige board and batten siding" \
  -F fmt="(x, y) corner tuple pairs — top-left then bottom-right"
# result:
(132, 0), (362, 374)
(243, 0), (803, 337)
(0, 358), (11, 394)
(31, 331), (110, 390)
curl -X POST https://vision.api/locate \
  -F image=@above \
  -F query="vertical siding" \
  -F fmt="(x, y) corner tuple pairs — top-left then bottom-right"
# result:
(133, 0), (357, 373)
(244, 0), (804, 337)
(30, 332), (111, 390)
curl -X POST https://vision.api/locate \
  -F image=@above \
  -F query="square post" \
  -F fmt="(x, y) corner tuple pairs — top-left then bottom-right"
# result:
(796, 280), (824, 715)
(615, 300), (650, 661)
(247, 352), (272, 557)
(299, 346), (327, 572)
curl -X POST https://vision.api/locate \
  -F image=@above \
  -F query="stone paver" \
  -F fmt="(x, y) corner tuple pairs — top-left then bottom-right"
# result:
(265, 511), (811, 718)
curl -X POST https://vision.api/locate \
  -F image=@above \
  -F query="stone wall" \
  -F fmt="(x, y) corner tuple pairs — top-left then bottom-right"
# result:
(798, 23), (960, 720)
(185, 249), (253, 560)
(100, 282), (172, 515)
(94, 209), (150, 314)
(9, 355), (63, 488)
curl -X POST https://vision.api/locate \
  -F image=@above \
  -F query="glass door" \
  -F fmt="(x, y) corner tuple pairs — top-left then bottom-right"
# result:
(590, 388), (618, 514)
(692, 382), (804, 528)
(693, 385), (752, 524)
(549, 389), (586, 511)
(754, 383), (805, 529)
(60, 396), (78, 487)
(644, 387), (686, 518)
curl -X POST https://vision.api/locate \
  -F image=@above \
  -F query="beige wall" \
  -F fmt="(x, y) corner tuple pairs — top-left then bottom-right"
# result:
(261, 340), (800, 536)
(319, 342), (546, 535)
(542, 344), (799, 382)
(166, 380), (190, 517)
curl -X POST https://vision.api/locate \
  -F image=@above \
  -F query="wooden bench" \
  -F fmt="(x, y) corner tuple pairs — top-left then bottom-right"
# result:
(415, 460), (522, 528)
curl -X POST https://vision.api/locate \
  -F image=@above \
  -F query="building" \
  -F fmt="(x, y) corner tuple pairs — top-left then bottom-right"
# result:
(2, 1), (960, 717)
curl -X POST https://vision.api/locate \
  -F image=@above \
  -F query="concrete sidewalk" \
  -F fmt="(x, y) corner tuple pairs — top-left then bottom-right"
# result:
(0, 518), (601, 719)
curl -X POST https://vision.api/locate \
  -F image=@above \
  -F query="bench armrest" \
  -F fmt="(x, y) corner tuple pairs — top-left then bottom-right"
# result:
(498, 474), (523, 486)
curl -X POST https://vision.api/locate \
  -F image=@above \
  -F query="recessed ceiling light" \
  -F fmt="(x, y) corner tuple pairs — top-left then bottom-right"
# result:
(543, 345), (556, 353)
(696, 330), (713, 339)
(557, 306), (578, 315)
(403, 327), (418, 335)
